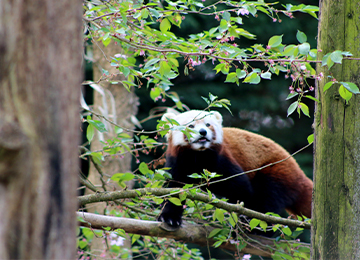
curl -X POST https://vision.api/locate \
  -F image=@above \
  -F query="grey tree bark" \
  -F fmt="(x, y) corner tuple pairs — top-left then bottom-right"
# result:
(0, 1), (82, 258)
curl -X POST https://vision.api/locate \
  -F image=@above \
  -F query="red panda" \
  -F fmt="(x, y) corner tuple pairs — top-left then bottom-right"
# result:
(158, 110), (313, 228)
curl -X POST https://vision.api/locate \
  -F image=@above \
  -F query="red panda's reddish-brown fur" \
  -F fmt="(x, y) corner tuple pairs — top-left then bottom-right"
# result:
(222, 127), (313, 218)
(158, 110), (313, 228)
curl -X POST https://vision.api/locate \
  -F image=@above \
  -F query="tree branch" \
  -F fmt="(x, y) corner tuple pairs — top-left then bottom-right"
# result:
(77, 212), (307, 258)
(78, 188), (311, 229)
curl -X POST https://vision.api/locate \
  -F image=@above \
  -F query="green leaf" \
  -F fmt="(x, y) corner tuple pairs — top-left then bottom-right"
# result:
(150, 87), (161, 101)
(341, 51), (353, 57)
(225, 72), (238, 83)
(231, 212), (238, 224)
(214, 208), (225, 222)
(139, 162), (152, 175)
(78, 240), (88, 249)
(330, 50), (343, 64)
(304, 95), (320, 103)
(222, 11), (231, 21)
(323, 81), (334, 92)
(249, 218), (260, 230)
(268, 35), (283, 48)
(179, 192), (187, 202)
(90, 152), (104, 165)
(307, 134), (314, 144)
(152, 197), (164, 204)
(228, 216), (236, 227)
(88, 120), (107, 132)
(144, 58), (160, 68)
(282, 45), (298, 56)
(160, 18), (171, 33)
(260, 72), (272, 80)
(322, 53), (335, 69)
(208, 228), (222, 238)
(236, 69), (247, 79)
(243, 72), (261, 84)
(188, 173), (203, 178)
(219, 19), (229, 33)
(213, 240), (224, 248)
(286, 92), (298, 100)
(86, 124), (95, 143)
(119, 172), (135, 182)
(282, 226), (292, 236)
(298, 42), (310, 55)
(82, 227), (94, 240)
(168, 197), (182, 206)
(340, 82), (360, 94)
(296, 30), (307, 43)
(287, 101), (298, 117)
(259, 221), (268, 232)
(339, 85), (352, 103)
(299, 102), (310, 117)
(148, 8), (161, 18)
(159, 60), (171, 77)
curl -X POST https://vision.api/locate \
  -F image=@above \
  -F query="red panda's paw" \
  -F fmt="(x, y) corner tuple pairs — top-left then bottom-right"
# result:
(157, 201), (183, 229)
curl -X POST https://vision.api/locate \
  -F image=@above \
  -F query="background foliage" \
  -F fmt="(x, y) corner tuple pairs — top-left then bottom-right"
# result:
(79, 0), (326, 259)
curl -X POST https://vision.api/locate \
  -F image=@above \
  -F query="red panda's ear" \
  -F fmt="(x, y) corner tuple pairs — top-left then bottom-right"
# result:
(161, 113), (177, 122)
(212, 111), (223, 125)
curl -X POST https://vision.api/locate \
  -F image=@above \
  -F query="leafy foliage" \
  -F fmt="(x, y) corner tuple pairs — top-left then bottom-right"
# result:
(79, 0), (359, 259)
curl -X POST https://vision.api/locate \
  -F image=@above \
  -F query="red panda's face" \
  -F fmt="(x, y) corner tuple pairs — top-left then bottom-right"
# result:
(162, 110), (223, 151)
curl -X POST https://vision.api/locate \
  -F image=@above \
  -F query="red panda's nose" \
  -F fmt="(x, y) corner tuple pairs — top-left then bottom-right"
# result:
(199, 128), (207, 136)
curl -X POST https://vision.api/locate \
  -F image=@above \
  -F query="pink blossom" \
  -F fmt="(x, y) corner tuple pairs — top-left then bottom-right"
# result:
(272, 18), (277, 22)
(309, 86), (314, 91)
(237, 8), (249, 16)
(189, 57), (201, 67)
(139, 50), (145, 56)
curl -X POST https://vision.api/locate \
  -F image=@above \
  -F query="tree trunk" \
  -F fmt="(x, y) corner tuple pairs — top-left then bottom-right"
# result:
(312, 0), (360, 258)
(0, 1), (82, 259)
(85, 41), (138, 256)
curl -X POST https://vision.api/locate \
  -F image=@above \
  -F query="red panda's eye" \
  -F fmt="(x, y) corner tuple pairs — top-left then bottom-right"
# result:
(188, 124), (194, 128)
(206, 123), (211, 127)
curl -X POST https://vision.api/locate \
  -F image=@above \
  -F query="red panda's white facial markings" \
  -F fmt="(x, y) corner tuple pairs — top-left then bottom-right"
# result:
(162, 110), (223, 151)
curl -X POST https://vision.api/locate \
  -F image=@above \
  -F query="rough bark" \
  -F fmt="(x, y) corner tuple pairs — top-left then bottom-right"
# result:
(0, 1), (82, 258)
(312, 0), (360, 258)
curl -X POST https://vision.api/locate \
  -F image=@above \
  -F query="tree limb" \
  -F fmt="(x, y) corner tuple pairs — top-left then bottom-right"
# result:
(77, 212), (282, 257)
(78, 188), (311, 229)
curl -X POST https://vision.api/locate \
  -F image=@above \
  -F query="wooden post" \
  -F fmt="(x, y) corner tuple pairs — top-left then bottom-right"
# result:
(312, 0), (360, 258)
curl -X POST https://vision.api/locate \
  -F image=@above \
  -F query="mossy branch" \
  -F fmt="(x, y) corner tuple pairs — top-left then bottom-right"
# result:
(77, 212), (309, 258)
(78, 188), (311, 229)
